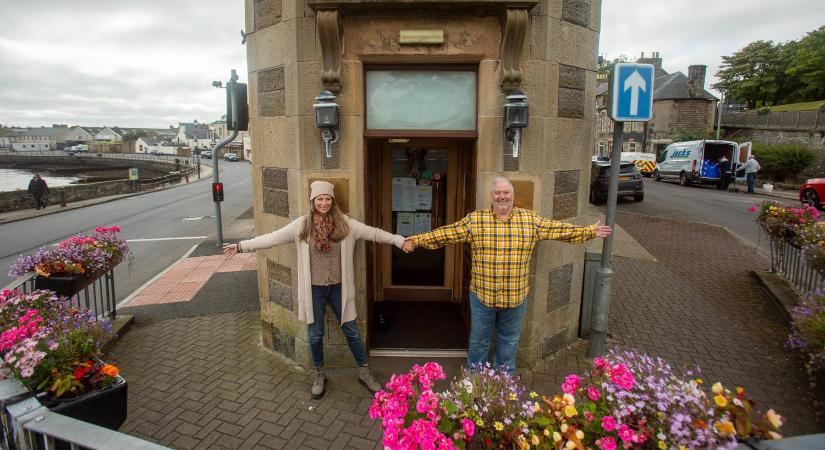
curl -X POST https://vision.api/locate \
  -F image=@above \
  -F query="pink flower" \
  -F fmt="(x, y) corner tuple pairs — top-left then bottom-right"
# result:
(587, 385), (602, 401)
(562, 374), (580, 394)
(584, 411), (594, 421)
(617, 424), (634, 443)
(416, 389), (439, 415)
(461, 418), (475, 438)
(748, 206), (758, 213)
(597, 436), (617, 450)
(594, 357), (607, 368)
(601, 415), (617, 431)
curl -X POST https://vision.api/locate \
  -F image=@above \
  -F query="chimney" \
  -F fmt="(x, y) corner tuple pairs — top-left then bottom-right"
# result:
(688, 65), (707, 98)
(636, 51), (666, 78)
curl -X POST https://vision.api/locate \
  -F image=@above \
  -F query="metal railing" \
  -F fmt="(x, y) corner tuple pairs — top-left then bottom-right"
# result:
(2, 269), (118, 321)
(1, 379), (168, 450)
(0, 149), (196, 166)
(769, 237), (825, 297)
(721, 109), (824, 131)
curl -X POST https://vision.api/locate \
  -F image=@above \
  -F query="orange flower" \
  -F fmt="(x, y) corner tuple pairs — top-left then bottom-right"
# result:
(100, 364), (119, 377)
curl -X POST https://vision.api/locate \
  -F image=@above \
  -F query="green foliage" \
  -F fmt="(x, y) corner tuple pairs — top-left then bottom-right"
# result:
(598, 54), (630, 76)
(757, 107), (771, 115)
(673, 129), (715, 141)
(714, 26), (825, 107)
(752, 142), (816, 181)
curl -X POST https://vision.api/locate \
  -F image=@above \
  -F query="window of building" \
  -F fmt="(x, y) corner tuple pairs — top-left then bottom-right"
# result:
(598, 141), (606, 155)
(366, 70), (477, 130)
(628, 142), (637, 151)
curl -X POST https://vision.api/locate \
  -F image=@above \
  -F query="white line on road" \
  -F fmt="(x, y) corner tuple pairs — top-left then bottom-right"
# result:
(126, 236), (207, 242)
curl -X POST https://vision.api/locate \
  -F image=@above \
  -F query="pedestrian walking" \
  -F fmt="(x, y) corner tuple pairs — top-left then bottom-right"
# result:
(27, 174), (49, 210)
(402, 177), (612, 373)
(718, 156), (732, 191)
(741, 155), (761, 194)
(222, 181), (410, 399)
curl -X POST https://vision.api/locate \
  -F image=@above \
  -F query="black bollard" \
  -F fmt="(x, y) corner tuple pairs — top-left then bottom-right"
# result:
(58, 188), (67, 207)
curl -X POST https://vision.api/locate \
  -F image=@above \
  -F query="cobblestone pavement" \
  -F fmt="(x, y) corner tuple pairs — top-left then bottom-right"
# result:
(108, 211), (820, 449)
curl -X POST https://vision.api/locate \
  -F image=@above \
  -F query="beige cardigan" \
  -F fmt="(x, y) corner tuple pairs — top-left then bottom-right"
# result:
(238, 217), (405, 325)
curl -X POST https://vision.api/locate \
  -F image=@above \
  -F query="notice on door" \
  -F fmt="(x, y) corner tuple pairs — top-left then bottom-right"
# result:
(414, 213), (432, 234)
(396, 212), (415, 236)
(415, 185), (432, 210)
(392, 177), (416, 211)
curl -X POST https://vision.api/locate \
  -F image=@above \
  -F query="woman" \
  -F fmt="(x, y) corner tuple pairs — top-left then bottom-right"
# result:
(223, 181), (406, 399)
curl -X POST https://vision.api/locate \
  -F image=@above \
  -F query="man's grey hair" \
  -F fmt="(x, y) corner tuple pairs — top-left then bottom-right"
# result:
(489, 177), (514, 194)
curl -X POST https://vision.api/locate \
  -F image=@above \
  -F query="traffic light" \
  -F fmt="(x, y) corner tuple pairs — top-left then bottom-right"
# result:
(212, 182), (224, 202)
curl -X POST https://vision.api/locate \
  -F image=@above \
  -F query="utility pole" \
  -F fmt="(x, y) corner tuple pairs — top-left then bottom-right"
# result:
(715, 93), (724, 140)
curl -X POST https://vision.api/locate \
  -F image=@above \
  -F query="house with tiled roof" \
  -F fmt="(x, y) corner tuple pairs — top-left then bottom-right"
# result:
(13, 127), (66, 151)
(594, 52), (719, 156)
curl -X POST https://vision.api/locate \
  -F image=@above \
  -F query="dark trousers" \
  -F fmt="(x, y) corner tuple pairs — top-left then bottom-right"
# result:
(719, 173), (731, 190)
(32, 193), (46, 209)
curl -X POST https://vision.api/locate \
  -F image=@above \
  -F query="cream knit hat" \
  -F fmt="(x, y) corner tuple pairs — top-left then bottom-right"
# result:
(310, 180), (335, 200)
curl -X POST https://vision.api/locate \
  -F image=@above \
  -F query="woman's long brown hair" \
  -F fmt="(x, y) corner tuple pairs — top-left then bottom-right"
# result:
(299, 198), (350, 243)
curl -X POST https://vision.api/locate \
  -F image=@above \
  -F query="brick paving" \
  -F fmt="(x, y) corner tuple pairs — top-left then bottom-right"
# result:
(107, 211), (821, 449)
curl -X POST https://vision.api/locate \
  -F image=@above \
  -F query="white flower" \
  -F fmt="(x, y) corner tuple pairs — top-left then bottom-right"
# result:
(463, 379), (473, 394)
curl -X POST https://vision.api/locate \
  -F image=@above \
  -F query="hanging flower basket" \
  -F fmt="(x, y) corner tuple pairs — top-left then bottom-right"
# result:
(34, 271), (103, 298)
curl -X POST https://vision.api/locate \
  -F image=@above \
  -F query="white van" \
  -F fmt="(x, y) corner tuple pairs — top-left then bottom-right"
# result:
(654, 140), (751, 187)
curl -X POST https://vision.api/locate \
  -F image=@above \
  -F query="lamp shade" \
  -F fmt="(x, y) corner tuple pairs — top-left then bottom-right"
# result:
(313, 90), (339, 129)
(504, 91), (529, 129)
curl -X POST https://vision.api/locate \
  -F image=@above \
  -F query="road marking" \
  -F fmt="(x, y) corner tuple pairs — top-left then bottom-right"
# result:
(126, 236), (207, 242)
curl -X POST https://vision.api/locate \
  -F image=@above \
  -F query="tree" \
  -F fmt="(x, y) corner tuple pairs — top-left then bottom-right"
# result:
(786, 26), (825, 101)
(598, 55), (630, 76)
(713, 41), (784, 108)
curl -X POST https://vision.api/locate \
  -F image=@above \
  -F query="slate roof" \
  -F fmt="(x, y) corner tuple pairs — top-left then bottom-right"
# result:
(21, 127), (66, 137)
(653, 72), (717, 101)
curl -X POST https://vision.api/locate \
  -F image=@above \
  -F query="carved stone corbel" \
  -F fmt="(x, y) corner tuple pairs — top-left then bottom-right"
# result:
(317, 9), (342, 93)
(500, 8), (529, 91)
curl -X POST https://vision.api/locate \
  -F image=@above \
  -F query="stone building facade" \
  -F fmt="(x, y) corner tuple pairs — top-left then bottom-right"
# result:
(594, 52), (718, 157)
(244, 0), (601, 369)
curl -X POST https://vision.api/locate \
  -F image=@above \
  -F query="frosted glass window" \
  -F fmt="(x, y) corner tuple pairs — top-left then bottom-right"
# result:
(366, 71), (476, 130)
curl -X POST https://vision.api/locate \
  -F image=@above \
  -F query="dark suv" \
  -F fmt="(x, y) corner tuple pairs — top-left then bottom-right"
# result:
(589, 161), (644, 204)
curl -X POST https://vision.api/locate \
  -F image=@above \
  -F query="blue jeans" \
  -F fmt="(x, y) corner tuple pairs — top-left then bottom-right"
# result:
(467, 292), (527, 374)
(308, 284), (368, 369)
(746, 173), (756, 193)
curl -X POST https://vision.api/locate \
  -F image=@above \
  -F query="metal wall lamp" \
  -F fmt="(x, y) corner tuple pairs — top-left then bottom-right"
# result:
(313, 90), (340, 158)
(503, 91), (529, 158)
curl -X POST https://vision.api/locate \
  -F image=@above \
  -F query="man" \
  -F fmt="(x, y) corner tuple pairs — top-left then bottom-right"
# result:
(403, 177), (612, 373)
(741, 155), (761, 194)
(718, 156), (732, 191)
(27, 174), (49, 210)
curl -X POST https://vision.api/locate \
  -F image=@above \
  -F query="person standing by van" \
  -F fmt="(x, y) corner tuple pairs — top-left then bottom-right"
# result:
(741, 155), (761, 194)
(718, 156), (732, 191)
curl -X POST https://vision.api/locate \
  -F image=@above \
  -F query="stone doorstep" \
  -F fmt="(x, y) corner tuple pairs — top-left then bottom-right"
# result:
(749, 270), (797, 323)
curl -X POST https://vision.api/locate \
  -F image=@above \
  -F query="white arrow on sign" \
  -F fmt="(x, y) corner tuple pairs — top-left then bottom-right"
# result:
(623, 69), (647, 116)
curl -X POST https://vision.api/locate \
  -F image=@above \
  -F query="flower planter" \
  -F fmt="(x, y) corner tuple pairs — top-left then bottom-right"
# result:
(36, 376), (128, 430)
(34, 271), (104, 298)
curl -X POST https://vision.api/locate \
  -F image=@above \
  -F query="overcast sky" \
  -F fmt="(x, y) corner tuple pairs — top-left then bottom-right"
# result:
(1, 1), (823, 128)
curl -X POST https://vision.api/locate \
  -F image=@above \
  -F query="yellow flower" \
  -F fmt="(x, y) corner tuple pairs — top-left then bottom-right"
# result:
(560, 424), (569, 433)
(679, 446), (688, 450)
(766, 409), (783, 429)
(509, 392), (518, 401)
(735, 386), (745, 395)
(476, 418), (484, 427)
(544, 429), (550, 437)
(533, 402), (542, 413)
(519, 421), (527, 428)
(562, 393), (576, 405)
(531, 434), (540, 446)
(575, 430), (584, 439)
(695, 378), (703, 384)
(657, 411), (666, 419)
(564, 405), (578, 418)
(530, 391), (539, 398)
(553, 432), (562, 442)
(711, 382), (724, 394)
(494, 421), (504, 431)
(565, 441), (576, 450)
(658, 441), (667, 449)
(714, 395), (728, 407)
(715, 420), (735, 435)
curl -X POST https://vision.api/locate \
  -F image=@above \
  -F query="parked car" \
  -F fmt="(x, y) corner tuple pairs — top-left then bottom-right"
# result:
(800, 178), (825, 209)
(590, 161), (644, 204)
(149, 150), (162, 156)
(200, 151), (212, 159)
(224, 153), (238, 162)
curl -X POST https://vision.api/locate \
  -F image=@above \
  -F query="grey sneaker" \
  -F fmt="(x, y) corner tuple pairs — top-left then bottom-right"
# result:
(358, 366), (382, 394)
(311, 369), (326, 399)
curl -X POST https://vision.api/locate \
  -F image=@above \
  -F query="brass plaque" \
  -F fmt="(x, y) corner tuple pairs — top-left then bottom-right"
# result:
(399, 29), (444, 45)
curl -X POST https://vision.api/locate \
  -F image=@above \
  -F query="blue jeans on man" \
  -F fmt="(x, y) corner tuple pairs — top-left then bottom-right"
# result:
(467, 291), (527, 374)
(746, 172), (756, 193)
(308, 283), (369, 369)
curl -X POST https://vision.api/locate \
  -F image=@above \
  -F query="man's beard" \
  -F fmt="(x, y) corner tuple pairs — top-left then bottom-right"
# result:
(494, 200), (513, 214)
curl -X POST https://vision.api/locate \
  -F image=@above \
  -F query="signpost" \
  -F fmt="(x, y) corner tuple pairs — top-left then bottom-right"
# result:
(588, 63), (654, 358)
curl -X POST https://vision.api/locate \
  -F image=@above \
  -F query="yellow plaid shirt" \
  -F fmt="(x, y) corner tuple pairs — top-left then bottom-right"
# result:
(411, 207), (596, 308)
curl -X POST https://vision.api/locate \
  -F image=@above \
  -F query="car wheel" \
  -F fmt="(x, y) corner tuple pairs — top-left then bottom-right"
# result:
(679, 172), (688, 186)
(634, 193), (644, 202)
(803, 189), (820, 209)
(654, 170), (661, 182)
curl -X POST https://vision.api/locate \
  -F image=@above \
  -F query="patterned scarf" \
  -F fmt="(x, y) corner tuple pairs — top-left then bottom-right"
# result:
(312, 214), (334, 251)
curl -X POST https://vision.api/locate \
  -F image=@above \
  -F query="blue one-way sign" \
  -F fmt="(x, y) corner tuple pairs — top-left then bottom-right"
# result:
(608, 63), (654, 122)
